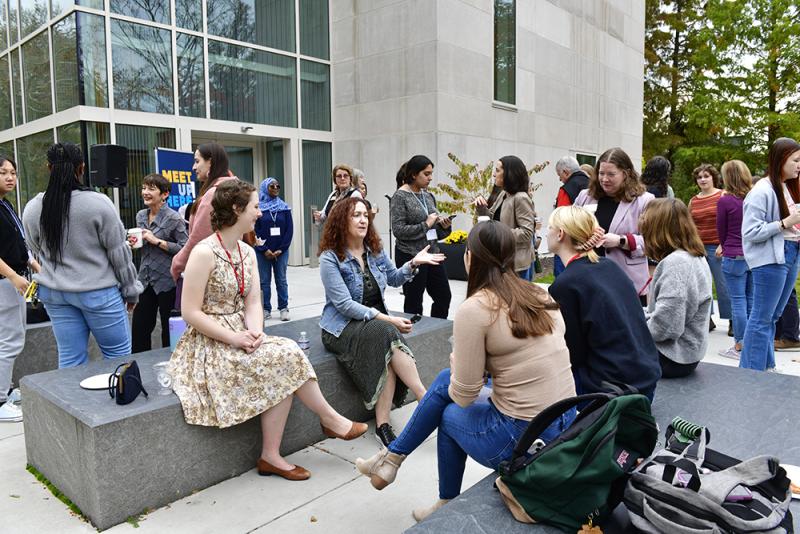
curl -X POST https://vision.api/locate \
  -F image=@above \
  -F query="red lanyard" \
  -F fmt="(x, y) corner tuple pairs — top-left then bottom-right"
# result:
(566, 253), (584, 267)
(215, 232), (245, 297)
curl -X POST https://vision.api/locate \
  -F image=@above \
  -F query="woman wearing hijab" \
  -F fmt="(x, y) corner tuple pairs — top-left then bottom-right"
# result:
(253, 177), (293, 323)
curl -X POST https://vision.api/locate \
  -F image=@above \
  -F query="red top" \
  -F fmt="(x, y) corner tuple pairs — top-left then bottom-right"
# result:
(556, 188), (572, 208)
(690, 190), (722, 245)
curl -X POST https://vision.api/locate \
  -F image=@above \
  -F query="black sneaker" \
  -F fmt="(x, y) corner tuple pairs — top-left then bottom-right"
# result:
(727, 322), (734, 337)
(709, 318), (716, 332)
(375, 423), (397, 447)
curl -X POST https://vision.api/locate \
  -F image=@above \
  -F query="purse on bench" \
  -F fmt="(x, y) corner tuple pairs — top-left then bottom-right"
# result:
(108, 360), (149, 405)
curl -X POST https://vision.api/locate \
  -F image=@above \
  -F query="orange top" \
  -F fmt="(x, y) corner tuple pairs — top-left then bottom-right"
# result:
(690, 190), (722, 245)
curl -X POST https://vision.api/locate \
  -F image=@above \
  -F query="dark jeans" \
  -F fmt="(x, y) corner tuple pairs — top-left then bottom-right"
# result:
(131, 285), (176, 353)
(775, 288), (800, 342)
(395, 247), (451, 319)
(658, 353), (699, 379)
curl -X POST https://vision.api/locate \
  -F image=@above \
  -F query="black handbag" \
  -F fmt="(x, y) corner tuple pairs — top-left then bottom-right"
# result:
(108, 361), (148, 405)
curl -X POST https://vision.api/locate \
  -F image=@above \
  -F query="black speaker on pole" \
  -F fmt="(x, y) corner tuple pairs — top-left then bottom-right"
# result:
(89, 144), (128, 187)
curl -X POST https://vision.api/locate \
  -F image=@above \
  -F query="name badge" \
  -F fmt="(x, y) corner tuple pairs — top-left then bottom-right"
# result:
(426, 228), (438, 241)
(270, 227), (281, 236)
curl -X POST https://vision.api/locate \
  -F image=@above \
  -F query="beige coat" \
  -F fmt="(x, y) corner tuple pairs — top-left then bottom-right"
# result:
(489, 191), (536, 272)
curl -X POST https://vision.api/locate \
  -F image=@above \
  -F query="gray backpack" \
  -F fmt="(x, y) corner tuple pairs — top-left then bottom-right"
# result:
(624, 421), (794, 533)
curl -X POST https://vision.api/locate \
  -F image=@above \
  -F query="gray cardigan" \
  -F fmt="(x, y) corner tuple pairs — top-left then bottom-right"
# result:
(23, 190), (143, 303)
(742, 177), (791, 269)
(390, 189), (451, 255)
(645, 250), (712, 364)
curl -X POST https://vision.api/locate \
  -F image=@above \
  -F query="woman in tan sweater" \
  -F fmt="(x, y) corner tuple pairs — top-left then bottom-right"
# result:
(355, 221), (576, 522)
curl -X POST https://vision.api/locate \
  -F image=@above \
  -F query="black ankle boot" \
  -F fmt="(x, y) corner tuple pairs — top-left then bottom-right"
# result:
(375, 423), (397, 447)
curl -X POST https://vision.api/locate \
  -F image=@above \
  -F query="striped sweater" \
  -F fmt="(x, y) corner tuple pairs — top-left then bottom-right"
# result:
(690, 190), (722, 245)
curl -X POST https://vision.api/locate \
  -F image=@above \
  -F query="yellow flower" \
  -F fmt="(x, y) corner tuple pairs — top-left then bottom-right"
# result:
(443, 230), (468, 244)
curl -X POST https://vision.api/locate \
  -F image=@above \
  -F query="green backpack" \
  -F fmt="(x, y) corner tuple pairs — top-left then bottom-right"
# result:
(496, 391), (658, 532)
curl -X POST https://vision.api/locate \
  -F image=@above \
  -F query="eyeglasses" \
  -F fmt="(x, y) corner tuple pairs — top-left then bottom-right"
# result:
(268, 183), (280, 189)
(335, 173), (350, 179)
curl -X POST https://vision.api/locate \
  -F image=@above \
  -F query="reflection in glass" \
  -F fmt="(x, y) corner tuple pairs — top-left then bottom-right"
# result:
(8, 0), (17, 45)
(300, 60), (330, 131)
(302, 140), (331, 256)
(78, 13), (109, 107)
(53, 15), (79, 111)
(0, 141), (17, 210)
(52, 0), (104, 15)
(57, 121), (112, 199)
(115, 124), (176, 229)
(0, 0), (7, 50)
(19, 0), (48, 38)
(111, 20), (174, 114)
(207, 0), (294, 52)
(299, 0), (328, 60)
(111, 0), (169, 24)
(17, 129), (54, 207)
(226, 146), (253, 184)
(177, 33), (205, 117)
(22, 31), (52, 122)
(208, 40), (296, 127)
(176, 0), (201, 31)
(10, 49), (22, 124)
(493, 0), (516, 105)
(267, 140), (284, 184)
(0, 55), (12, 131)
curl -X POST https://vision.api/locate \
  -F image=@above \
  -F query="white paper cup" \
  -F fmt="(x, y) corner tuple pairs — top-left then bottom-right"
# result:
(127, 228), (143, 249)
(477, 216), (491, 223)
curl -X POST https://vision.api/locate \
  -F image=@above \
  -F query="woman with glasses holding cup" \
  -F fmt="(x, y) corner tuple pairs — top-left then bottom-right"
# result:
(313, 164), (362, 224)
(253, 177), (293, 323)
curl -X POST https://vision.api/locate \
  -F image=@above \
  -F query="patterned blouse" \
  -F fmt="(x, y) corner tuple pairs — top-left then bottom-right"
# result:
(136, 205), (188, 294)
(690, 190), (722, 245)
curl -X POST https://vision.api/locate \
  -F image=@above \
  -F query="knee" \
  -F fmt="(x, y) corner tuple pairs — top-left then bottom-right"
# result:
(432, 368), (451, 388)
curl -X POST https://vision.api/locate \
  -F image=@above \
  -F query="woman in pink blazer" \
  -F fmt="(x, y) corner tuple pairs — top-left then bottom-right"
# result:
(574, 148), (654, 304)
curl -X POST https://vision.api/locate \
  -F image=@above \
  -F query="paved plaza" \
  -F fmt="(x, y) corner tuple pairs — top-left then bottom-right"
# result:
(2, 265), (799, 534)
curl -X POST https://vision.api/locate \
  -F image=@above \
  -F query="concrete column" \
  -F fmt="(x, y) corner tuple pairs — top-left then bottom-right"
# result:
(285, 137), (304, 266)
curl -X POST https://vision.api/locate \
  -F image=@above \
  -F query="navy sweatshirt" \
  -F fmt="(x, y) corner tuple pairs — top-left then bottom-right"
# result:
(254, 209), (293, 254)
(548, 257), (661, 396)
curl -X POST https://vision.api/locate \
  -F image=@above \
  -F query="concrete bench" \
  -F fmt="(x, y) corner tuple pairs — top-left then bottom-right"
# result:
(405, 363), (800, 533)
(21, 314), (452, 531)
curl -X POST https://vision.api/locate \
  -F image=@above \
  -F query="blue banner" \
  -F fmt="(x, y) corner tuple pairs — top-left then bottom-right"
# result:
(154, 148), (197, 209)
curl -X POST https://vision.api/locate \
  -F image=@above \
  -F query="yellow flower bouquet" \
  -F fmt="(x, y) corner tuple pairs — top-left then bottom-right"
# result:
(443, 230), (468, 245)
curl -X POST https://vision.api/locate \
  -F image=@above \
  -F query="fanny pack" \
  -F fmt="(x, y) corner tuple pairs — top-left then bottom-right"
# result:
(108, 361), (149, 405)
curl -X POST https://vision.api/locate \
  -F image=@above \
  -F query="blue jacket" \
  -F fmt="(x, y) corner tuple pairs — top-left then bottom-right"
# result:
(254, 209), (293, 253)
(742, 178), (790, 269)
(319, 247), (416, 337)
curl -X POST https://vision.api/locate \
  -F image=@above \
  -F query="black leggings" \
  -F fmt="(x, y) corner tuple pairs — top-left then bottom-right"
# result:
(395, 248), (452, 319)
(658, 353), (698, 379)
(132, 285), (177, 353)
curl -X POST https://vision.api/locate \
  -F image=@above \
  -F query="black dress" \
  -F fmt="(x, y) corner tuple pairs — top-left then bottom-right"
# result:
(321, 253), (413, 409)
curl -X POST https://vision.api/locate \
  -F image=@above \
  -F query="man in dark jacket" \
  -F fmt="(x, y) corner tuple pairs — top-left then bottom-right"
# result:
(553, 157), (589, 276)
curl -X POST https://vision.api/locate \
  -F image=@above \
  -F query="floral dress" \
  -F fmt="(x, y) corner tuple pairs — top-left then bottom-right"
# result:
(169, 236), (315, 428)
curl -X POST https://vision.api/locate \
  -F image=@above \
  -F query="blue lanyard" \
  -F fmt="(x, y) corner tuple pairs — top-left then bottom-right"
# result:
(269, 210), (278, 224)
(0, 199), (25, 239)
(413, 192), (429, 214)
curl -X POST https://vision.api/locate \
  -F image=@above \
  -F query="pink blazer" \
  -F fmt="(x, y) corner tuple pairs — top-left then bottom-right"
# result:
(574, 189), (655, 295)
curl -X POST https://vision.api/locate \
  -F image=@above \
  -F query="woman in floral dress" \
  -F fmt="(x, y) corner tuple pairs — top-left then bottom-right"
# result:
(170, 180), (367, 481)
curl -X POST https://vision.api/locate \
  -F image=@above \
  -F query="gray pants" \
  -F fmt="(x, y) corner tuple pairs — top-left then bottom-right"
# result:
(0, 278), (26, 402)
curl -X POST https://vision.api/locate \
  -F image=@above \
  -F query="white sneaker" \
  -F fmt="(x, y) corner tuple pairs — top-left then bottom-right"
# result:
(280, 309), (290, 322)
(7, 388), (21, 404)
(717, 346), (740, 361)
(0, 402), (22, 423)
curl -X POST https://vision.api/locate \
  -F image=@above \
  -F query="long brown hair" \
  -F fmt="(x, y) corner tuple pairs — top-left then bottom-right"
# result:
(767, 137), (800, 219)
(589, 147), (645, 203)
(193, 142), (230, 215)
(318, 197), (382, 260)
(639, 198), (705, 262)
(466, 221), (558, 338)
(720, 160), (752, 199)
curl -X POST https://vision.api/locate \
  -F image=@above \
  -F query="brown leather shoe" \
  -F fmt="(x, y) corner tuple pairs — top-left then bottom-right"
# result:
(321, 421), (369, 441)
(256, 458), (310, 481)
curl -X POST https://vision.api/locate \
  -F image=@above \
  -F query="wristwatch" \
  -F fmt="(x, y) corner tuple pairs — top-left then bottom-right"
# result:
(619, 235), (627, 248)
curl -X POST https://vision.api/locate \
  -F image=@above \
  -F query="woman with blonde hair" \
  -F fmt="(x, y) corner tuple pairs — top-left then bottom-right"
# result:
(639, 199), (712, 378)
(313, 164), (362, 223)
(716, 161), (753, 360)
(547, 206), (660, 399)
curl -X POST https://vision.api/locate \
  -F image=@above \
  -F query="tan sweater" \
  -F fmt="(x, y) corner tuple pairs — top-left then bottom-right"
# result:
(448, 292), (576, 420)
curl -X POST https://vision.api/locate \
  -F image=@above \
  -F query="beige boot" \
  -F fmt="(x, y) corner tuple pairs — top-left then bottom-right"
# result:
(355, 448), (406, 490)
(412, 499), (450, 522)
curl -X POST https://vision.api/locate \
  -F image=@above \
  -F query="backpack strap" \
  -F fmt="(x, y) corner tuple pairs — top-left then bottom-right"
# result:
(699, 456), (785, 504)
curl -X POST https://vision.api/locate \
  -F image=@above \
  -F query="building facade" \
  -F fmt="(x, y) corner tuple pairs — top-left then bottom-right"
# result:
(0, 0), (645, 264)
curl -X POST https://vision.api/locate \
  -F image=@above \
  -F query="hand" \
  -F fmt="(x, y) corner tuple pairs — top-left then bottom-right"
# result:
(142, 229), (159, 245)
(412, 245), (446, 267)
(474, 196), (488, 207)
(126, 302), (136, 312)
(29, 259), (41, 273)
(715, 245), (723, 258)
(602, 232), (621, 249)
(264, 250), (275, 260)
(438, 216), (452, 229)
(11, 273), (29, 295)
(247, 330), (265, 351)
(783, 213), (800, 228)
(230, 330), (262, 353)
(313, 210), (322, 223)
(274, 250), (282, 257)
(126, 235), (136, 248)
(425, 212), (439, 228)
(578, 227), (605, 251)
(390, 316), (413, 334)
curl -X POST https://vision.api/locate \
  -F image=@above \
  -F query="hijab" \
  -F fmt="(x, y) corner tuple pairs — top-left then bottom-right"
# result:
(258, 177), (290, 213)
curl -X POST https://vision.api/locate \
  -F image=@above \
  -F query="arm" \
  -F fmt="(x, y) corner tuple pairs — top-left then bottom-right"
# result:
(98, 200), (143, 303)
(555, 188), (571, 207)
(243, 248), (264, 334)
(21, 201), (41, 259)
(319, 252), (379, 321)
(0, 257), (28, 294)
(742, 189), (783, 244)
(377, 250), (416, 287)
(645, 268), (689, 342)
(510, 194), (536, 245)
(276, 210), (293, 252)
(548, 282), (588, 369)
(171, 192), (216, 279)
(716, 198), (729, 254)
(390, 194), (429, 240)
(448, 300), (489, 408)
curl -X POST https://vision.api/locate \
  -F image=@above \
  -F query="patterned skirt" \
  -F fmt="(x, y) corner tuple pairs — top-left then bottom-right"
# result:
(322, 318), (413, 409)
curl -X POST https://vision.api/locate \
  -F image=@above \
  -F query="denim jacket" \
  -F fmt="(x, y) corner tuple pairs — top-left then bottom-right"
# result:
(319, 247), (416, 337)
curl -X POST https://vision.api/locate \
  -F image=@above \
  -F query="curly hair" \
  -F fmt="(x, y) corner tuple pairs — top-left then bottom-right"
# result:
(211, 180), (255, 231)
(318, 197), (382, 260)
(692, 163), (722, 189)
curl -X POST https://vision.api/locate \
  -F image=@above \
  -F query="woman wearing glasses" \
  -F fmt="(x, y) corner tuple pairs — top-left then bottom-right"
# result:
(253, 177), (293, 322)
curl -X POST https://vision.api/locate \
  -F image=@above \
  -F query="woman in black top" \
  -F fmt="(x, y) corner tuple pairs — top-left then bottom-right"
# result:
(313, 164), (362, 223)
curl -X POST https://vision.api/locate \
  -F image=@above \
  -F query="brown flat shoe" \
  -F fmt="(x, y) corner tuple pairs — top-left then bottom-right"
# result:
(256, 458), (310, 481)
(321, 421), (368, 441)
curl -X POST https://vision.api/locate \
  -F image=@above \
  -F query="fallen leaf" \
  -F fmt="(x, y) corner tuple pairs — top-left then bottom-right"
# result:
(310, 516), (317, 523)
(9, 494), (20, 498)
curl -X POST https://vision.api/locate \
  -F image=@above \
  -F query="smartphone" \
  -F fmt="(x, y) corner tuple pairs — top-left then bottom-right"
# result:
(448, 214), (457, 220)
(410, 314), (423, 324)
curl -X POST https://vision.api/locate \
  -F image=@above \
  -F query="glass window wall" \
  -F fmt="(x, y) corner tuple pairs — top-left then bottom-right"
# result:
(53, 15), (79, 111)
(77, 13), (109, 108)
(207, 0), (294, 52)
(177, 32), (205, 117)
(493, 0), (515, 105)
(19, 0), (48, 38)
(8, 0), (17, 45)
(17, 129), (53, 207)
(0, 55), (12, 130)
(0, 141), (16, 210)
(299, 0), (328, 60)
(301, 140), (330, 255)
(22, 30), (52, 122)
(300, 60), (330, 131)
(56, 121), (111, 195)
(10, 48), (21, 123)
(208, 39), (296, 127)
(176, 0), (201, 32)
(111, 20), (174, 114)
(0, 0), (8, 50)
(52, 0), (105, 17)
(111, 0), (169, 25)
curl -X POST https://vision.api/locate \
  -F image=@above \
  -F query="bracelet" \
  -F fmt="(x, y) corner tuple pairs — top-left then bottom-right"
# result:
(780, 219), (787, 230)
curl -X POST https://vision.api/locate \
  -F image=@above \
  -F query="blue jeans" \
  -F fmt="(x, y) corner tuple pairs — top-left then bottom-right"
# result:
(721, 257), (753, 344)
(553, 255), (565, 277)
(775, 289), (799, 342)
(256, 250), (289, 313)
(741, 241), (800, 371)
(38, 286), (131, 368)
(388, 369), (576, 499)
(705, 245), (731, 319)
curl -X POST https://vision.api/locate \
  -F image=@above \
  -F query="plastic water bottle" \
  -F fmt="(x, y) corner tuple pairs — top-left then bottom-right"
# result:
(297, 331), (310, 351)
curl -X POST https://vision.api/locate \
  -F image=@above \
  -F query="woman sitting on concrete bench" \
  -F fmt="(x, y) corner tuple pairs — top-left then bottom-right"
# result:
(639, 198), (712, 378)
(318, 197), (444, 447)
(169, 180), (367, 482)
(355, 221), (576, 522)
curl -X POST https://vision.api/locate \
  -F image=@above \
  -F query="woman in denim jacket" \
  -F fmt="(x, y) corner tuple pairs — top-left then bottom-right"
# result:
(319, 197), (444, 447)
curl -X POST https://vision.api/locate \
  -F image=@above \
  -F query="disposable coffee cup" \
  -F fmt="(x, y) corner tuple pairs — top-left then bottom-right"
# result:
(127, 228), (143, 249)
(477, 216), (490, 223)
